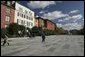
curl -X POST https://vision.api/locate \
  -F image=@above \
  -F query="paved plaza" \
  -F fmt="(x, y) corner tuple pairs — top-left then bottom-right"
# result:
(1, 35), (84, 56)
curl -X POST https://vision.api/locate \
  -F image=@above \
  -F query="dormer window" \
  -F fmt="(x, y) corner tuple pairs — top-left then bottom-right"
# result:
(7, 1), (11, 6)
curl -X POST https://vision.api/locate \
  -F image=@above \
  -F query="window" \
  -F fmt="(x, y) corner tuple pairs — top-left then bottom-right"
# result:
(19, 7), (23, 12)
(22, 14), (23, 18)
(21, 20), (23, 25)
(17, 12), (19, 16)
(31, 23), (33, 26)
(27, 16), (28, 19)
(29, 22), (30, 26)
(24, 15), (25, 18)
(30, 13), (32, 16)
(29, 17), (30, 20)
(6, 7), (10, 13)
(29, 11), (30, 14)
(24, 21), (27, 27)
(5, 16), (10, 22)
(5, 24), (8, 28)
(27, 22), (28, 26)
(31, 17), (33, 21)
(17, 19), (21, 25)
(7, 1), (11, 6)
(25, 15), (26, 18)
(23, 21), (25, 25)
(17, 19), (19, 24)
(25, 10), (28, 14)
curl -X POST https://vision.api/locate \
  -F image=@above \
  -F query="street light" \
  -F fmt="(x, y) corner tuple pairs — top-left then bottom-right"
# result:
(18, 30), (21, 37)
(26, 30), (28, 37)
(26, 30), (28, 32)
(24, 24), (27, 37)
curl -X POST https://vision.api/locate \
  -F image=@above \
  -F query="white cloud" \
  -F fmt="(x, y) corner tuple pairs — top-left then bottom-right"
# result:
(60, 14), (84, 30)
(82, 18), (84, 20)
(72, 14), (83, 22)
(72, 14), (82, 19)
(56, 23), (62, 28)
(69, 10), (79, 14)
(42, 11), (68, 20)
(40, 9), (83, 21)
(58, 19), (63, 22)
(41, 9), (84, 30)
(56, 22), (83, 30)
(62, 23), (83, 30)
(63, 14), (83, 23)
(36, 15), (39, 17)
(39, 10), (48, 14)
(64, 16), (71, 20)
(39, 11), (44, 14)
(27, 1), (56, 9)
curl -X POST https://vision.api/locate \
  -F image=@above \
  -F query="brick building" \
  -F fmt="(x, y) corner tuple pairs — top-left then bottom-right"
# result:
(35, 17), (44, 28)
(1, 1), (15, 29)
(35, 17), (56, 31)
(45, 19), (56, 30)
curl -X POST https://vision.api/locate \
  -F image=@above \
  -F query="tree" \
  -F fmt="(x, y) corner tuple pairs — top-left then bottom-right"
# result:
(1, 28), (7, 38)
(31, 26), (42, 36)
(18, 25), (26, 37)
(6, 23), (26, 37)
(7, 23), (19, 35)
(79, 27), (84, 35)
(55, 27), (65, 35)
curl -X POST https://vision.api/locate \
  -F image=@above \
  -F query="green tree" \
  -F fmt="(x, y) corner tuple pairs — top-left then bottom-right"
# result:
(79, 27), (84, 35)
(7, 23), (19, 35)
(1, 28), (7, 38)
(6, 23), (26, 37)
(31, 26), (42, 36)
(55, 27), (65, 35)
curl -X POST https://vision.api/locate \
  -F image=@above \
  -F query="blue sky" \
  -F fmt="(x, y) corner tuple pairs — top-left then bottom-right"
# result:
(18, 1), (84, 30)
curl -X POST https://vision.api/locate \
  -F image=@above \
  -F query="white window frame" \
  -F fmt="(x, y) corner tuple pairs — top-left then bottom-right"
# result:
(17, 19), (19, 24)
(31, 23), (33, 26)
(5, 16), (10, 22)
(5, 24), (8, 28)
(17, 12), (19, 16)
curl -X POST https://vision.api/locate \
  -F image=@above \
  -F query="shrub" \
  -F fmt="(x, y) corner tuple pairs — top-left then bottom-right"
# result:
(31, 26), (42, 36)
(44, 29), (56, 36)
(1, 28), (6, 38)
(6, 23), (26, 38)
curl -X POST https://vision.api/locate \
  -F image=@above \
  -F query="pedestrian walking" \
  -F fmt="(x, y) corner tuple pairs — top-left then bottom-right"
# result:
(3, 35), (9, 46)
(40, 29), (46, 43)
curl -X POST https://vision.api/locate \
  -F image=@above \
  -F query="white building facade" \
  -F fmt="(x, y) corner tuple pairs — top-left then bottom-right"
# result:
(14, 2), (35, 28)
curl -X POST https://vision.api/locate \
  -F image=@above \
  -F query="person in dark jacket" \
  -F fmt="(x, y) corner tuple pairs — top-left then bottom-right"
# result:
(40, 28), (46, 43)
(3, 35), (9, 46)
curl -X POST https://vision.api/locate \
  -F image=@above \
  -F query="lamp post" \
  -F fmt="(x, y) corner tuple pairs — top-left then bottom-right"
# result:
(26, 30), (28, 37)
(18, 30), (21, 37)
(25, 25), (27, 37)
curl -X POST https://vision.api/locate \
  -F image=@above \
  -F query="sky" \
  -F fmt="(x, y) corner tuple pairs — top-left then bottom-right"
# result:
(18, 1), (84, 30)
